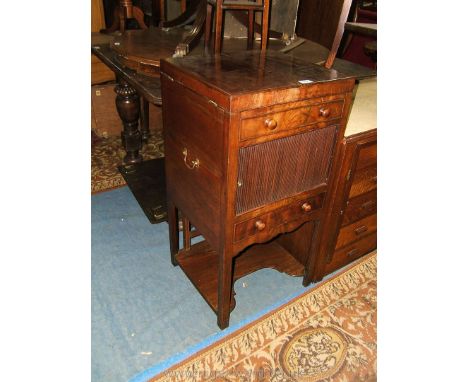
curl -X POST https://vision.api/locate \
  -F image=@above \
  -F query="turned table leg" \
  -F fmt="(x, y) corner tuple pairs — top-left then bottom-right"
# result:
(115, 78), (143, 164)
(140, 98), (150, 143)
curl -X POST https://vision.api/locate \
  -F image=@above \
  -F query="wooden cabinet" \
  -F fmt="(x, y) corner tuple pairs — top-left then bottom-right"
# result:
(161, 51), (356, 328)
(312, 128), (377, 279)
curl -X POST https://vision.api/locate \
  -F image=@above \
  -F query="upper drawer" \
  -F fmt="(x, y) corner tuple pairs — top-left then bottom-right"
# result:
(239, 99), (344, 141)
(343, 190), (377, 226)
(356, 142), (377, 171)
(349, 165), (377, 199)
(234, 193), (324, 243)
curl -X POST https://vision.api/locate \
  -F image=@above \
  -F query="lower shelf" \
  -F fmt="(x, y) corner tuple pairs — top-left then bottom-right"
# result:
(176, 239), (305, 314)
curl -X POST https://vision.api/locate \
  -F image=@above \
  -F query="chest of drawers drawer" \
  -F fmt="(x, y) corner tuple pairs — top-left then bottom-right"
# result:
(342, 190), (377, 226)
(325, 232), (377, 274)
(348, 165), (377, 198)
(335, 213), (377, 249)
(355, 141), (377, 170)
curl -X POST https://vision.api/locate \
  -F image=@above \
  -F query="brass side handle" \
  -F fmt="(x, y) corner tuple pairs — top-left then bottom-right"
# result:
(301, 202), (312, 212)
(264, 118), (278, 130)
(319, 107), (331, 118)
(354, 225), (368, 235)
(255, 220), (266, 231)
(182, 148), (200, 170)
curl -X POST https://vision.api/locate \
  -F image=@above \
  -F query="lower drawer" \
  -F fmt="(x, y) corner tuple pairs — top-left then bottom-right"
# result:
(335, 213), (377, 249)
(324, 232), (377, 274)
(234, 193), (324, 243)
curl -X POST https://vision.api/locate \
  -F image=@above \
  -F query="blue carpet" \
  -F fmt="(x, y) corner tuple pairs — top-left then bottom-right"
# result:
(92, 187), (323, 382)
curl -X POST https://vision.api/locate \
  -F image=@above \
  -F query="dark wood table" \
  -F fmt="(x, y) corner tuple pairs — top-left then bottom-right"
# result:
(92, 43), (162, 163)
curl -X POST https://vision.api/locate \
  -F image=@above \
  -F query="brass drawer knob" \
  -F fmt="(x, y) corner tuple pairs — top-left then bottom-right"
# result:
(301, 202), (312, 212)
(354, 225), (368, 235)
(319, 107), (331, 118)
(255, 220), (266, 231)
(264, 118), (278, 130)
(361, 200), (376, 211)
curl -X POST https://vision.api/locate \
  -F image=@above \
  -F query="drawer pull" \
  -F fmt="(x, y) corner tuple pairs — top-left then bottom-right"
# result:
(361, 200), (376, 211)
(319, 108), (331, 118)
(264, 118), (278, 130)
(301, 202), (312, 212)
(182, 148), (200, 170)
(347, 248), (359, 257)
(354, 225), (368, 235)
(255, 220), (266, 231)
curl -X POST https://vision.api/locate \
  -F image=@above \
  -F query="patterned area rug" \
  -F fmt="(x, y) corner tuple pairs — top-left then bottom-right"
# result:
(91, 130), (165, 194)
(149, 252), (377, 382)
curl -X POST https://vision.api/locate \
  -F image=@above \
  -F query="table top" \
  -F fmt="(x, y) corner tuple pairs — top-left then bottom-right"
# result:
(92, 43), (163, 105)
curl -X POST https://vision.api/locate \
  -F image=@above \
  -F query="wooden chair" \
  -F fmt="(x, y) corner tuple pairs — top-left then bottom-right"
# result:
(295, 0), (353, 68)
(340, 0), (377, 68)
(204, 0), (272, 53)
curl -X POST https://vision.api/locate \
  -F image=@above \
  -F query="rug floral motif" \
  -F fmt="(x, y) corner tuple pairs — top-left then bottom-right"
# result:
(149, 252), (377, 382)
(91, 129), (165, 194)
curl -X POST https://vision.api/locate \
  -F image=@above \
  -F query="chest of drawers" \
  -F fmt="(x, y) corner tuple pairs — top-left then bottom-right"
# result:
(161, 51), (356, 328)
(312, 128), (377, 279)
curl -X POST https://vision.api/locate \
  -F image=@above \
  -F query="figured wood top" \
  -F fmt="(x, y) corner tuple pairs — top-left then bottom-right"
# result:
(162, 50), (356, 97)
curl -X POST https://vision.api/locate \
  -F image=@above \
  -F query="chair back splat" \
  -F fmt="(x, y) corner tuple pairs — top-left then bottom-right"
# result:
(296, 0), (353, 68)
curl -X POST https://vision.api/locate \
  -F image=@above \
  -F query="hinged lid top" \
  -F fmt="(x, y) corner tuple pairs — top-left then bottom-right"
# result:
(162, 50), (355, 97)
